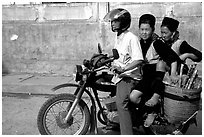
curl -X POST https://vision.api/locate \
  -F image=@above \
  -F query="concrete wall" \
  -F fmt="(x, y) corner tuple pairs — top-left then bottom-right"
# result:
(2, 3), (107, 75)
(2, 2), (202, 76)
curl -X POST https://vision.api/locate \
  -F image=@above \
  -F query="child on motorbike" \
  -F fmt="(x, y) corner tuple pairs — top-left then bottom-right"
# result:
(104, 8), (144, 134)
(129, 14), (182, 127)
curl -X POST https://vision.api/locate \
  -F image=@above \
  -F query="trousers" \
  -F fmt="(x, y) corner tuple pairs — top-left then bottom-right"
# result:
(133, 64), (165, 99)
(116, 77), (138, 135)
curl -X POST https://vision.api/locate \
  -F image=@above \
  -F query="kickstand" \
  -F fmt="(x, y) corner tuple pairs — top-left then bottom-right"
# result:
(89, 105), (98, 134)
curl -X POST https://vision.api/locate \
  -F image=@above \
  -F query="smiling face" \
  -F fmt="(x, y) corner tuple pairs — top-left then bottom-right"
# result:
(161, 26), (174, 42)
(139, 23), (154, 41)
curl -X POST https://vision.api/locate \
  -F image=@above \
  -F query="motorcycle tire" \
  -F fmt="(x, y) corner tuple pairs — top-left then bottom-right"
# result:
(37, 93), (91, 135)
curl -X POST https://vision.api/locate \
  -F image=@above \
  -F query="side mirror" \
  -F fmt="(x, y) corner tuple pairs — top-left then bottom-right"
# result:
(112, 49), (119, 59)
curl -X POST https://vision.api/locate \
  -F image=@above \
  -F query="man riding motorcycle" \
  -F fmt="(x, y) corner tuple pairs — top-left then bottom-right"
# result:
(104, 8), (144, 134)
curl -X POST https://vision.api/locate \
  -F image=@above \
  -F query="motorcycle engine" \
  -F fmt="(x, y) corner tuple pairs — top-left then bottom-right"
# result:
(107, 111), (119, 123)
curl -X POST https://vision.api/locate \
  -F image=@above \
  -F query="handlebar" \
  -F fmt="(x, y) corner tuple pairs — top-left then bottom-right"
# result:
(81, 65), (110, 75)
(82, 48), (119, 75)
(94, 66), (110, 72)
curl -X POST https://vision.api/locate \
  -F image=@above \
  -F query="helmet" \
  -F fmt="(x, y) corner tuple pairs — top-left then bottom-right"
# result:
(104, 8), (131, 32)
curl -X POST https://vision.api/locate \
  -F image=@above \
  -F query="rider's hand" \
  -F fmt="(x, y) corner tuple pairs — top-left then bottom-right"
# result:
(170, 75), (180, 85)
(111, 66), (125, 74)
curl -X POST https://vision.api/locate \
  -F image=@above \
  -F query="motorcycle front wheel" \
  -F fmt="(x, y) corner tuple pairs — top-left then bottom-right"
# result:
(37, 93), (90, 135)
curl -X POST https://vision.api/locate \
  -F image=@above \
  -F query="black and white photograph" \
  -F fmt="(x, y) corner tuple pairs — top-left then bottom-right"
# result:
(1, 1), (202, 135)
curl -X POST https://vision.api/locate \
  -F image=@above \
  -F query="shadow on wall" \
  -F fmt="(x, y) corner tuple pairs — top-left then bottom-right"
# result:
(2, 62), (10, 76)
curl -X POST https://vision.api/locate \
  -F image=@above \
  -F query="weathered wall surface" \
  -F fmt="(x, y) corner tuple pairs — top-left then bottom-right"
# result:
(2, 2), (202, 76)
(2, 3), (106, 75)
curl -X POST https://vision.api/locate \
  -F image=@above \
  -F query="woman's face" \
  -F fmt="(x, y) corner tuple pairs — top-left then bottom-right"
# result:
(161, 26), (174, 41)
(139, 23), (154, 41)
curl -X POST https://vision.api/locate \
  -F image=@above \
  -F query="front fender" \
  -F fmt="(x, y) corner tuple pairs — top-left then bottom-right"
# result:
(51, 83), (97, 116)
(51, 83), (95, 104)
(51, 83), (80, 91)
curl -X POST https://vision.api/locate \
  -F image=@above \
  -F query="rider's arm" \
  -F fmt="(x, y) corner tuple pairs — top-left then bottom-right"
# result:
(153, 39), (182, 66)
(113, 33), (144, 73)
(123, 60), (144, 72)
(123, 35), (144, 72)
(170, 61), (178, 76)
(179, 41), (202, 62)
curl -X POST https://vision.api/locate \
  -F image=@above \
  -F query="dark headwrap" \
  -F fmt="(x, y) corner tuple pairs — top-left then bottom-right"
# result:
(161, 17), (179, 32)
(139, 14), (156, 29)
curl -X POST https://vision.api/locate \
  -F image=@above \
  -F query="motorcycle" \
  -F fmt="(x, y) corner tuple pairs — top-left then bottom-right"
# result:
(37, 44), (199, 135)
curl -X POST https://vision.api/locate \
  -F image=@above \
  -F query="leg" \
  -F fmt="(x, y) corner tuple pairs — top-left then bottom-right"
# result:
(145, 61), (166, 106)
(156, 60), (169, 72)
(129, 89), (143, 105)
(116, 78), (136, 135)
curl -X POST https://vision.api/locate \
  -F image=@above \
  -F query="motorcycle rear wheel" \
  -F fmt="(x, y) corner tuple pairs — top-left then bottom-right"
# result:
(37, 93), (90, 135)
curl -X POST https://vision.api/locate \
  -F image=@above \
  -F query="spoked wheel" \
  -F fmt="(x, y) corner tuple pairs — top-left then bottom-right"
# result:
(37, 94), (90, 135)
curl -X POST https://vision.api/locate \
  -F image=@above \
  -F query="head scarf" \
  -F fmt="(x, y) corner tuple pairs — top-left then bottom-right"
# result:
(139, 14), (156, 29)
(161, 17), (179, 32)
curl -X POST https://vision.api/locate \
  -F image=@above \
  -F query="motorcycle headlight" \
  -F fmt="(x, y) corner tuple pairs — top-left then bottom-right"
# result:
(73, 65), (83, 82)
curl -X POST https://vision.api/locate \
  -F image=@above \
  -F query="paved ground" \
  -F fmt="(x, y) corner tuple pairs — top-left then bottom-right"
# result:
(2, 74), (202, 135)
